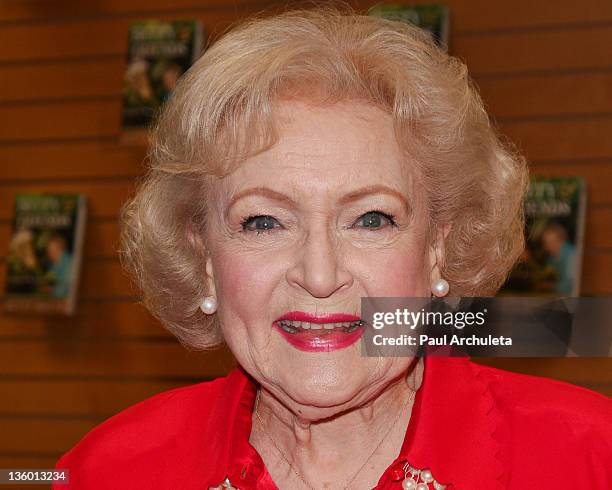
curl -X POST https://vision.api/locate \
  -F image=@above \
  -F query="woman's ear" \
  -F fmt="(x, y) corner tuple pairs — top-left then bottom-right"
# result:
(429, 223), (451, 282)
(205, 252), (217, 298)
(186, 218), (217, 298)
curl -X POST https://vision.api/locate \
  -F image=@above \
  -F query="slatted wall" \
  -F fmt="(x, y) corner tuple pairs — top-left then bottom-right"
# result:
(0, 0), (610, 480)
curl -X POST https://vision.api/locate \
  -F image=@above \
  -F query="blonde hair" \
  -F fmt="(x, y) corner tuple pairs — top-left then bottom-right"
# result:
(120, 4), (529, 350)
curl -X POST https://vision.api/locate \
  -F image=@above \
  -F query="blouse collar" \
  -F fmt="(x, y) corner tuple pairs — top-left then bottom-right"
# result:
(202, 355), (505, 489)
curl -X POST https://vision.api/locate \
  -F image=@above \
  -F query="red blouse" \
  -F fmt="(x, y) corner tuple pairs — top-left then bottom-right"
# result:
(53, 355), (612, 489)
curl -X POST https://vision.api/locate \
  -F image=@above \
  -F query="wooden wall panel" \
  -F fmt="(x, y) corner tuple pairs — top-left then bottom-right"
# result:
(0, 301), (167, 338)
(0, 0), (610, 473)
(581, 252), (612, 294)
(454, 26), (612, 75)
(0, 0), (272, 23)
(0, 59), (125, 102)
(0, 21), (125, 62)
(501, 118), (612, 162)
(0, 141), (145, 181)
(0, 379), (187, 416)
(0, 341), (235, 378)
(3, 0), (612, 32)
(0, 456), (58, 468)
(588, 208), (612, 250)
(0, 418), (100, 454)
(477, 72), (612, 119)
(0, 100), (122, 141)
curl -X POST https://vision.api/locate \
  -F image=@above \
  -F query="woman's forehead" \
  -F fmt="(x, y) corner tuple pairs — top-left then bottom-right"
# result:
(271, 98), (395, 137)
(231, 101), (408, 177)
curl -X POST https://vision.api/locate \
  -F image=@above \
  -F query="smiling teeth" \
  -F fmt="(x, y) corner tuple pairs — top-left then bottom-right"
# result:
(277, 320), (364, 334)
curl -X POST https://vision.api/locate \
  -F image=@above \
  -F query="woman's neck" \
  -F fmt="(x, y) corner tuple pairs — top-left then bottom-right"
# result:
(250, 357), (423, 489)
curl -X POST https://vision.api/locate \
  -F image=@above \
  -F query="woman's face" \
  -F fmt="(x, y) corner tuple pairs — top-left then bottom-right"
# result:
(205, 99), (442, 419)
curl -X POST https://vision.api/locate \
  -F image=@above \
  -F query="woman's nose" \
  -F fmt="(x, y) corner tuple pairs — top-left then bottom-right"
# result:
(285, 224), (353, 298)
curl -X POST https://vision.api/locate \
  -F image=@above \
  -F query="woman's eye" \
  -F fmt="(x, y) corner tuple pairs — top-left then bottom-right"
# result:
(240, 215), (281, 234)
(354, 211), (396, 230)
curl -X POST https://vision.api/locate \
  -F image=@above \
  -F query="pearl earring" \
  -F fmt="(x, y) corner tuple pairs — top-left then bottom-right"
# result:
(200, 296), (217, 315)
(431, 278), (449, 298)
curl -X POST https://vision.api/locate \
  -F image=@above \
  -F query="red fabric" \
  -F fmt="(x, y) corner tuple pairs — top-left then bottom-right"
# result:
(53, 356), (612, 489)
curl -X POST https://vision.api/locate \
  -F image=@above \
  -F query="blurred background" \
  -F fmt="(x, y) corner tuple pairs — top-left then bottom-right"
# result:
(0, 0), (610, 484)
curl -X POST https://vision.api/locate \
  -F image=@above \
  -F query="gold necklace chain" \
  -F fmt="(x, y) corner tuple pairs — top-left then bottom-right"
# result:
(253, 379), (416, 490)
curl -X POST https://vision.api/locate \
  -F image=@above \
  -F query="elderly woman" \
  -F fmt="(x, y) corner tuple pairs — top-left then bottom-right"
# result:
(54, 6), (611, 489)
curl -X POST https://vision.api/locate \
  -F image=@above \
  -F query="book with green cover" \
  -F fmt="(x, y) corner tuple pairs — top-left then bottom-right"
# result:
(3, 193), (87, 315)
(501, 176), (587, 297)
(122, 19), (203, 128)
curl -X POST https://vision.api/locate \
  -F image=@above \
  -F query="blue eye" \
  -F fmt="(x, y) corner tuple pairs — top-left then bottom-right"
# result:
(355, 211), (396, 230)
(240, 215), (281, 234)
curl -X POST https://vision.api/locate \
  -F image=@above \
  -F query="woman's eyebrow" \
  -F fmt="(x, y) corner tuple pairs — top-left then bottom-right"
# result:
(227, 184), (410, 212)
(338, 185), (411, 214)
(227, 187), (296, 210)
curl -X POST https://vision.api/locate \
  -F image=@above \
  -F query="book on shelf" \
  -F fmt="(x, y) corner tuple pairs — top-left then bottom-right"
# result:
(3, 193), (87, 316)
(500, 176), (587, 297)
(367, 3), (450, 50)
(122, 19), (204, 129)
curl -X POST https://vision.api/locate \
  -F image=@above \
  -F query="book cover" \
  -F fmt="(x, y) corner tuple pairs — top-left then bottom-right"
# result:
(367, 3), (450, 50)
(501, 176), (587, 297)
(122, 19), (203, 128)
(3, 193), (87, 316)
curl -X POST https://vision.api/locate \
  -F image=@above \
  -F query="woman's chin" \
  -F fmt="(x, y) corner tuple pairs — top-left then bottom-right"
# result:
(274, 365), (379, 414)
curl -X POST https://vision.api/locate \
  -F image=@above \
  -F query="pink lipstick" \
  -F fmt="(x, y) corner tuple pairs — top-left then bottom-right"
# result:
(273, 311), (366, 352)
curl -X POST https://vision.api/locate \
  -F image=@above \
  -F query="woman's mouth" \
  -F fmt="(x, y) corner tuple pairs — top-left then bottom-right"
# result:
(276, 319), (363, 333)
(272, 319), (366, 352)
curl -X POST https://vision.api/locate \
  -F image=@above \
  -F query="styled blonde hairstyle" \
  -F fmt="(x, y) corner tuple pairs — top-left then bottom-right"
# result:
(120, 4), (529, 350)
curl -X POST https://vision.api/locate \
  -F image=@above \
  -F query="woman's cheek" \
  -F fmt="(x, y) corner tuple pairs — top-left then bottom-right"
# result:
(213, 246), (285, 333)
(215, 243), (275, 298)
(348, 243), (430, 297)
